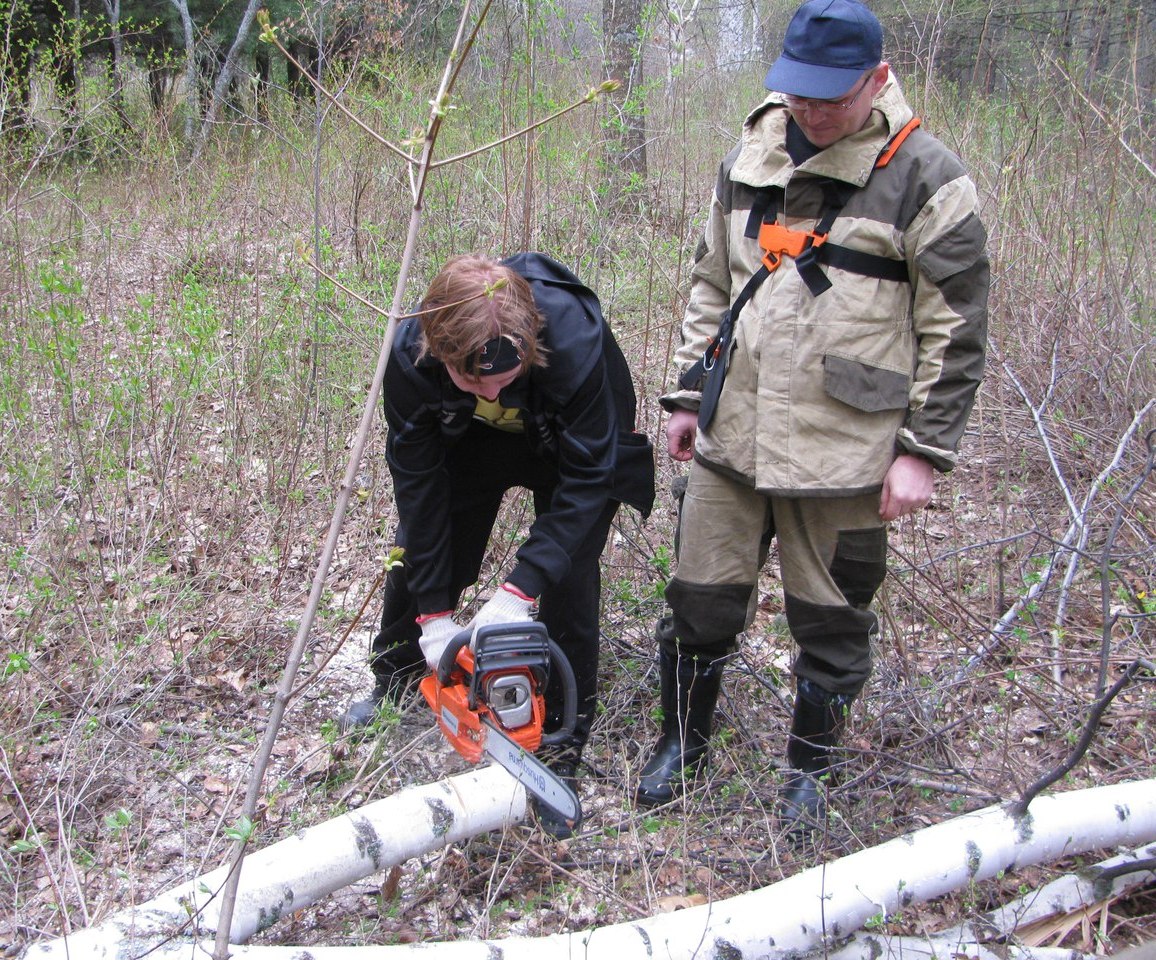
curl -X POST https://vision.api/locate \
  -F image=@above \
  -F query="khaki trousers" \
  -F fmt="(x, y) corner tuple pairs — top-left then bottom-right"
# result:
(662, 461), (887, 694)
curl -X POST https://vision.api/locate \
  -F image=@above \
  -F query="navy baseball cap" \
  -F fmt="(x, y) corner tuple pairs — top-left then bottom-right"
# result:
(764, 0), (883, 100)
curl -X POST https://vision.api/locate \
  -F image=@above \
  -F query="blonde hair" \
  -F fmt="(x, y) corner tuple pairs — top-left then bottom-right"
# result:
(418, 255), (547, 376)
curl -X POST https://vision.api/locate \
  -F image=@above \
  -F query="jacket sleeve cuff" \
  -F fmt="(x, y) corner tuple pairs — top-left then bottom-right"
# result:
(659, 389), (702, 414)
(501, 582), (535, 602)
(415, 589), (456, 619)
(896, 433), (956, 473)
(506, 565), (547, 601)
(415, 609), (454, 624)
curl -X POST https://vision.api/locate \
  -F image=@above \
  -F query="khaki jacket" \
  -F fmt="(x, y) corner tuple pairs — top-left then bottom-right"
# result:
(663, 75), (989, 495)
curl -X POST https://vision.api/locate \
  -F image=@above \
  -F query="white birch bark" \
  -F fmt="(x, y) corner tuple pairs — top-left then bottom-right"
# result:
(25, 764), (526, 959)
(717, 0), (754, 70)
(827, 937), (1098, 960)
(26, 777), (1156, 960)
(167, 0), (198, 142)
(829, 842), (1156, 960)
(946, 840), (1156, 940)
(99, 0), (124, 117)
(192, 0), (262, 161)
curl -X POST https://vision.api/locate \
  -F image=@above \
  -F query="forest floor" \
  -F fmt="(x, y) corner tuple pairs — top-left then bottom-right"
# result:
(3, 85), (1155, 955)
(5, 464), (1153, 955)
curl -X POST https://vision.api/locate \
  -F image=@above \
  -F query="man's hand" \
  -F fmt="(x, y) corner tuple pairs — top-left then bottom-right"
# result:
(417, 613), (461, 671)
(666, 408), (699, 462)
(470, 582), (535, 629)
(879, 454), (935, 521)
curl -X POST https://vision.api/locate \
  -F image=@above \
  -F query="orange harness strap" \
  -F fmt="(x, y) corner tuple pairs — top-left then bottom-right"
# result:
(756, 116), (923, 276)
(758, 221), (828, 272)
(875, 117), (921, 169)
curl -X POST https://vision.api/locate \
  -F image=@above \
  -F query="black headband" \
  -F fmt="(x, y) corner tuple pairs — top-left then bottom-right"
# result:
(474, 334), (525, 374)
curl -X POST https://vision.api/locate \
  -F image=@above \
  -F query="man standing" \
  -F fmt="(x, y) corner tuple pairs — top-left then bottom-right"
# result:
(635, 0), (988, 832)
(339, 252), (655, 838)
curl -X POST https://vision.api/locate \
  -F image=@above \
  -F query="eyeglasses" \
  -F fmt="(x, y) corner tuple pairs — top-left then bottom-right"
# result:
(784, 73), (872, 114)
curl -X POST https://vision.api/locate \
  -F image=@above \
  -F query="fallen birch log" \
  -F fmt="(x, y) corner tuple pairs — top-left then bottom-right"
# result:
(942, 840), (1156, 944)
(815, 842), (1156, 960)
(24, 764), (525, 959)
(826, 935), (1099, 960)
(25, 777), (1156, 960)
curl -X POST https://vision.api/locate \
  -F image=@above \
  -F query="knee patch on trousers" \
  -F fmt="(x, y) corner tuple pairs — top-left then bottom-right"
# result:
(663, 578), (750, 655)
(784, 593), (876, 694)
(654, 614), (733, 661)
(830, 527), (887, 609)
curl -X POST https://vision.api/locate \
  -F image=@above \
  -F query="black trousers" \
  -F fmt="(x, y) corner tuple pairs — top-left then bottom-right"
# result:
(370, 422), (618, 753)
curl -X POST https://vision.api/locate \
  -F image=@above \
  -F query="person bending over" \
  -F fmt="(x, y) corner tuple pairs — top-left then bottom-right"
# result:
(340, 252), (655, 838)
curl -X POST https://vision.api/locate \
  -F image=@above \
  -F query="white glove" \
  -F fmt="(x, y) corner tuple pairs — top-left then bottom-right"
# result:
(470, 583), (536, 630)
(417, 614), (462, 671)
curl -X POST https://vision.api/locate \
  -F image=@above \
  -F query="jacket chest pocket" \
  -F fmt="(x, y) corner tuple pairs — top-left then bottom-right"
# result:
(822, 352), (910, 413)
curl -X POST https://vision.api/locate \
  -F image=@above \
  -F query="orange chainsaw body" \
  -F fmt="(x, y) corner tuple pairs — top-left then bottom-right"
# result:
(420, 645), (546, 764)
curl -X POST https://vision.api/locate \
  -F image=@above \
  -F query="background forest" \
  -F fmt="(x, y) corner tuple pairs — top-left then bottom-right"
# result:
(1, 0), (1154, 954)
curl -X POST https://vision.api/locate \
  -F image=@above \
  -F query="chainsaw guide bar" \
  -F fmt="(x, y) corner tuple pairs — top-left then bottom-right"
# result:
(482, 719), (581, 823)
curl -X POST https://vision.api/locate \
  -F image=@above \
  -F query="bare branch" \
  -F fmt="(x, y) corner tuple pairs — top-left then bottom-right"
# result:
(1098, 428), (1156, 693)
(431, 82), (619, 169)
(1044, 54), (1156, 182)
(1008, 659), (1151, 816)
(958, 349), (1156, 685)
(255, 13), (417, 166)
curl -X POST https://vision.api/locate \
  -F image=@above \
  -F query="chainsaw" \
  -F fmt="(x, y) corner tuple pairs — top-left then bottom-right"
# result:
(419, 621), (582, 828)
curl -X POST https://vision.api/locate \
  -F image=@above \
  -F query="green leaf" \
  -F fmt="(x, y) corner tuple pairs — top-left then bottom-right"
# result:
(224, 816), (255, 843)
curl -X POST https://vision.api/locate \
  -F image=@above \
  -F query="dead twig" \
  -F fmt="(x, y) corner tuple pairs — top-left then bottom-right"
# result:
(1009, 659), (1152, 816)
(1098, 429), (1156, 695)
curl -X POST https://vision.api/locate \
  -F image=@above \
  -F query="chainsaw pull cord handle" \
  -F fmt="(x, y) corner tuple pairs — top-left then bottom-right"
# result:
(540, 636), (578, 747)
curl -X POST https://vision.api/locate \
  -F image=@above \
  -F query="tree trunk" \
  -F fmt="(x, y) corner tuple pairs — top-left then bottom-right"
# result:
(192, 0), (262, 161)
(969, 2), (999, 96)
(1141, 0), (1156, 120)
(58, 0), (81, 106)
(601, 0), (646, 203)
(717, 0), (755, 71)
(99, 0), (127, 126)
(167, 0), (198, 143)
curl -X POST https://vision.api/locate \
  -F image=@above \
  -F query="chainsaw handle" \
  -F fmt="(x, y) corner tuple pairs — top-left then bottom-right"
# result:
(435, 623), (578, 743)
(435, 629), (474, 686)
(540, 636), (578, 747)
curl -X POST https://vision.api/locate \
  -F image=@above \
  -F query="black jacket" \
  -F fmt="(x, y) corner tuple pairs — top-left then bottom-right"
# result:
(384, 252), (656, 613)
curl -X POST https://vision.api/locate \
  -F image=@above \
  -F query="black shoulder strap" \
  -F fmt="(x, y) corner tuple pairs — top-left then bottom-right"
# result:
(793, 180), (856, 296)
(744, 186), (783, 240)
(815, 244), (910, 284)
(776, 118), (922, 296)
(677, 262), (770, 391)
